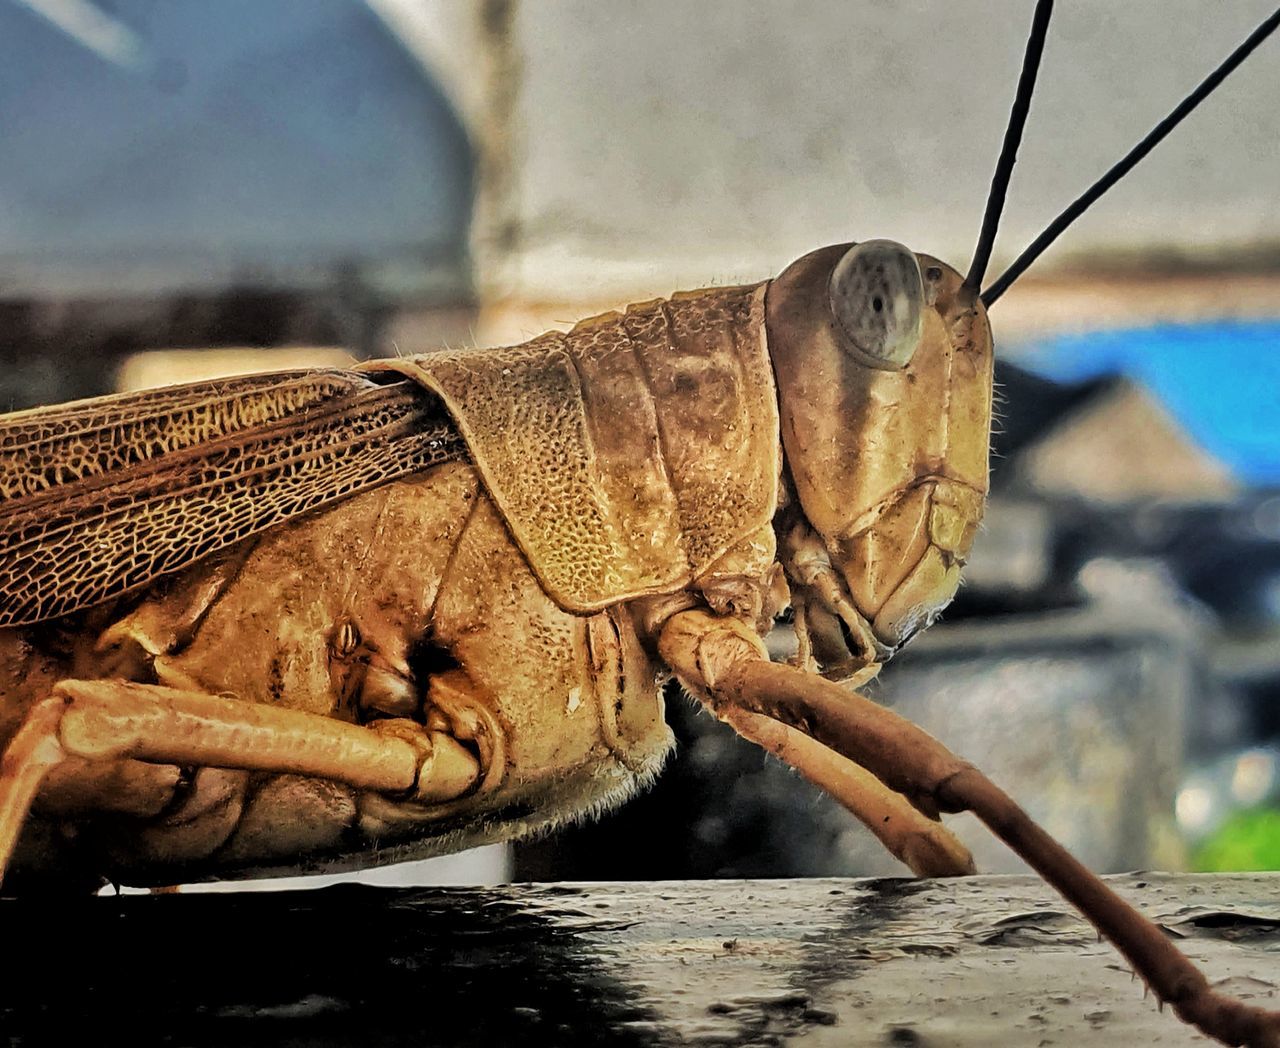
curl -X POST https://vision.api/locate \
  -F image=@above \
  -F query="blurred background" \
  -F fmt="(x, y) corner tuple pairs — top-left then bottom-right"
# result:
(2, 0), (1278, 887)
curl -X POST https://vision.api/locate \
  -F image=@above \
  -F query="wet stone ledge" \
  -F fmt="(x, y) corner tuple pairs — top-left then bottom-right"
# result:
(3, 873), (1278, 1046)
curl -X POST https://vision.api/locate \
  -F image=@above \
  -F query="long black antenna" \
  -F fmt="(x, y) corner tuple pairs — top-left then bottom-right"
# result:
(983, 6), (1280, 307)
(964, 0), (1055, 295)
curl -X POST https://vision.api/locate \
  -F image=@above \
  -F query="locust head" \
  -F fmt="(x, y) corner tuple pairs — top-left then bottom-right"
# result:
(766, 240), (993, 680)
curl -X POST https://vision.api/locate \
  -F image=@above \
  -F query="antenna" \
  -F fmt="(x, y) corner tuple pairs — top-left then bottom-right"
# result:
(963, 0), (1055, 295)
(983, 6), (1280, 307)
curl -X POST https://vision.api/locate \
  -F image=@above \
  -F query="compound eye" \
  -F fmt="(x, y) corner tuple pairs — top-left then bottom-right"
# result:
(828, 240), (925, 369)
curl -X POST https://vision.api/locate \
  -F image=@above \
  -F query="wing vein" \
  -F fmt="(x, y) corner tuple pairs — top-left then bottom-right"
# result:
(0, 370), (467, 627)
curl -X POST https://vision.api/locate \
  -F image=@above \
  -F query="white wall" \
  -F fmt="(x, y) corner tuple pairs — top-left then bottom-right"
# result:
(458, 1), (1280, 304)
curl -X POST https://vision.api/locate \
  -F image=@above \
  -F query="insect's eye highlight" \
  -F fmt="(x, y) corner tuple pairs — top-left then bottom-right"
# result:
(828, 240), (925, 369)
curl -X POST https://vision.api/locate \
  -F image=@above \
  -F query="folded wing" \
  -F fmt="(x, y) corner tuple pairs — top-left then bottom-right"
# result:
(0, 369), (465, 627)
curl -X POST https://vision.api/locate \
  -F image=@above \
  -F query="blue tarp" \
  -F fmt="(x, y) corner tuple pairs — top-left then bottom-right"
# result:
(1019, 321), (1280, 485)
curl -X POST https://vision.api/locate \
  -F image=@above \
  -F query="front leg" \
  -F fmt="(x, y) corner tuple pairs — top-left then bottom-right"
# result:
(658, 608), (973, 877)
(719, 706), (974, 878)
(657, 609), (1280, 1048)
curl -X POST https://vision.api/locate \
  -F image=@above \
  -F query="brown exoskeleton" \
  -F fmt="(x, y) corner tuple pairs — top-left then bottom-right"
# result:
(1, 4), (1278, 1044)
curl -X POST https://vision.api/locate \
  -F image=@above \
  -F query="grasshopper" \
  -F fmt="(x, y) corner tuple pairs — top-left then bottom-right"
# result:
(1, 3), (1278, 1043)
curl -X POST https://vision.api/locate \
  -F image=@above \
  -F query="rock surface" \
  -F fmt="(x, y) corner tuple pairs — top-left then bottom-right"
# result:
(5, 874), (1278, 1045)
